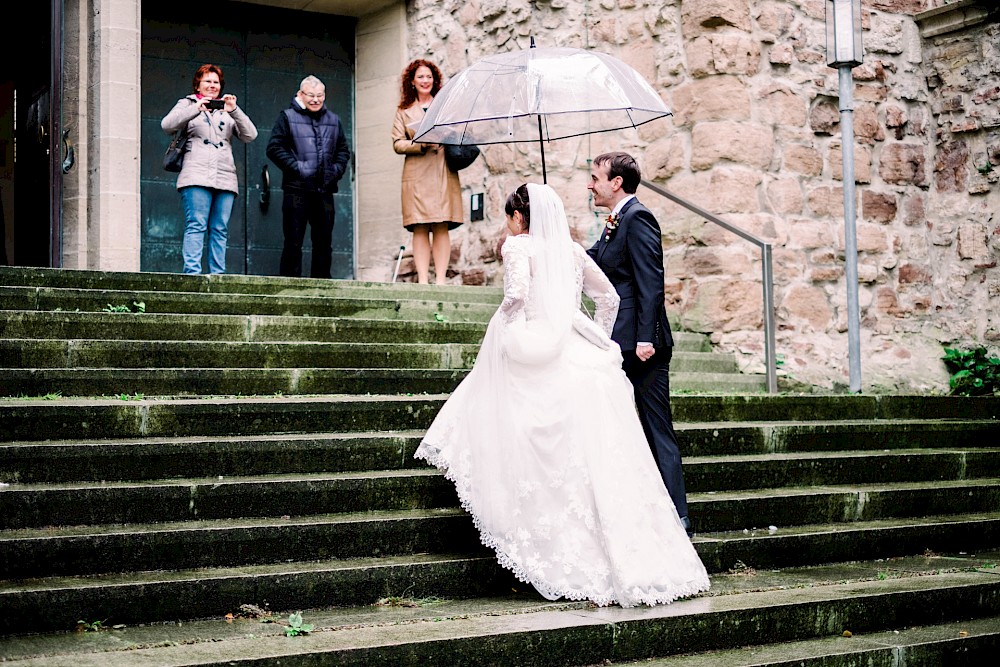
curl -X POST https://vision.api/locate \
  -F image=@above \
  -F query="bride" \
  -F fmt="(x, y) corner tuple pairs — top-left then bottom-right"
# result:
(415, 183), (710, 607)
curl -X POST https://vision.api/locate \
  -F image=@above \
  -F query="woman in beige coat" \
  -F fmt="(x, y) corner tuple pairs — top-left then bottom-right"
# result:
(161, 63), (257, 274)
(392, 59), (464, 285)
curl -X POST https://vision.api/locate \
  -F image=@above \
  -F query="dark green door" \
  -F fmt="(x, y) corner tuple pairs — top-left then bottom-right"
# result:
(140, 1), (355, 277)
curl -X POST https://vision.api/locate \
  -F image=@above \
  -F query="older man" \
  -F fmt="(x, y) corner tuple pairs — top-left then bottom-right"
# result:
(266, 75), (351, 278)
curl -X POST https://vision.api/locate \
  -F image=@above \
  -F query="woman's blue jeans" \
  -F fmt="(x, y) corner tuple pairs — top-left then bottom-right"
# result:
(180, 186), (235, 274)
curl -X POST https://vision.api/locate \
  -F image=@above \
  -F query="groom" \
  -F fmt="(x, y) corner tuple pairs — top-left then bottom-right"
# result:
(586, 152), (693, 538)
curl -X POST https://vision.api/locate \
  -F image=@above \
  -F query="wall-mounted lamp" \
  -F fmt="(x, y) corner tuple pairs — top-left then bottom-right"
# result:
(826, 0), (864, 68)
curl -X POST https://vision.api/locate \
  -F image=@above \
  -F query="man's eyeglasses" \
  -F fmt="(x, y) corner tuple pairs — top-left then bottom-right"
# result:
(301, 92), (325, 100)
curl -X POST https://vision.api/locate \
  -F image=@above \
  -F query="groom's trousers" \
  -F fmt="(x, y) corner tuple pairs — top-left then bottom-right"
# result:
(622, 347), (689, 519)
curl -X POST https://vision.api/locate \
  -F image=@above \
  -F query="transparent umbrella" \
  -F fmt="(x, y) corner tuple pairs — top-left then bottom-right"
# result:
(413, 42), (671, 182)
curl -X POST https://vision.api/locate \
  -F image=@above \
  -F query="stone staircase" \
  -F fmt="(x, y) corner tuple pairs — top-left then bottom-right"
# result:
(1, 266), (999, 666)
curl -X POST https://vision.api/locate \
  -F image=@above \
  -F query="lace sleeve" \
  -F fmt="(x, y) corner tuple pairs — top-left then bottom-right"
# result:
(499, 236), (531, 323)
(580, 249), (620, 336)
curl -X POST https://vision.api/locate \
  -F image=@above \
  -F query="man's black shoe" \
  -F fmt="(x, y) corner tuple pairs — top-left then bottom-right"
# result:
(680, 515), (695, 539)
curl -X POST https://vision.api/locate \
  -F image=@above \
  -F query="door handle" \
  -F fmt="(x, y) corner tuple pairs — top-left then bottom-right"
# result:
(259, 164), (270, 212)
(61, 129), (75, 174)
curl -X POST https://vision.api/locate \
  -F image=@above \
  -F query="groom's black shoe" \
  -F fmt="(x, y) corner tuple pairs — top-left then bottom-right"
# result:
(680, 516), (695, 539)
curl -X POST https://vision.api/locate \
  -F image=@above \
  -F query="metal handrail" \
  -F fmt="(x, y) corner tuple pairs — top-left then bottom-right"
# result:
(640, 179), (778, 393)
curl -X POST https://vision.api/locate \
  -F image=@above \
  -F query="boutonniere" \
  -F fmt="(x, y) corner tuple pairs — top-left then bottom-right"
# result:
(603, 213), (620, 242)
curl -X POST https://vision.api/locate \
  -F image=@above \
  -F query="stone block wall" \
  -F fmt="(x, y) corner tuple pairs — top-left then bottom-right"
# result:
(400, 0), (999, 393)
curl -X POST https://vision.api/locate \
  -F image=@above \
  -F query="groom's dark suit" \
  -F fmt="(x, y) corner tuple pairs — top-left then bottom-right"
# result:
(587, 196), (689, 522)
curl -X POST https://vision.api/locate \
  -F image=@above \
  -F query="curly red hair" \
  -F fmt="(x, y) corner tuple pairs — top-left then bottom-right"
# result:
(192, 64), (225, 95)
(398, 59), (442, 109)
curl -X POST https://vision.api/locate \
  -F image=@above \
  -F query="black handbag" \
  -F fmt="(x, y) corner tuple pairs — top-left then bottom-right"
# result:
(444, 144), (481, 172)
(163, 131), (187, 173)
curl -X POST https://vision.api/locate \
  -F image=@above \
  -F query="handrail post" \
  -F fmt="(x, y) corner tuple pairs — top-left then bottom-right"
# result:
(640, 179), (778, 393)
(761, 243), (778, 393)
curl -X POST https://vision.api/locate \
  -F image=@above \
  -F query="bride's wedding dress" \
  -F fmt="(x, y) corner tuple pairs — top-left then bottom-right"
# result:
(415, 184), (710, 607)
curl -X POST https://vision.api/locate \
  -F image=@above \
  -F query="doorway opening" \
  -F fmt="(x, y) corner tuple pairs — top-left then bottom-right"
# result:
(0, 1), (56, 267)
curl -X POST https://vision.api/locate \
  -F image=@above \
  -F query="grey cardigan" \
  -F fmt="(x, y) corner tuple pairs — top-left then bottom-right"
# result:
(161, 94), (258, 194)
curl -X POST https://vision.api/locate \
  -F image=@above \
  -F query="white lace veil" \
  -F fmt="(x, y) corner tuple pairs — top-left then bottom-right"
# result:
(525, 182), (577, 341)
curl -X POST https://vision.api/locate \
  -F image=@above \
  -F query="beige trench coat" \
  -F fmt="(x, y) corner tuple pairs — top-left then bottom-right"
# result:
(392, 104), (464, 230)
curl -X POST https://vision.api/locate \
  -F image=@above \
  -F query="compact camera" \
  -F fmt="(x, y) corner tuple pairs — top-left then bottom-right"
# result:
(205, 98), (225, 110)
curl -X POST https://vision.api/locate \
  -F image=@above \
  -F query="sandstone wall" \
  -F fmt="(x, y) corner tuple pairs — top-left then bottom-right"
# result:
(398, 0), (999, 393)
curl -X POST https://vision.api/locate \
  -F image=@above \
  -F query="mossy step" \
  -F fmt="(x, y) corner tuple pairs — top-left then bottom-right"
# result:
(689, 477), (1000, 532)
(2, 419), (996, 486)
(0, 468), (454, 530)
(3, 472), (998, 532)
(0, 266), (505, 302)
(0, 552), (514, 636)
(0, 339), (482, 370)
(0, 508), (481, 579)
(0, 342), (733, 374)
(0, 395), (448, 442)
(1, 553), (998, 664)
(677, 418), (1000, 455)
(2, 394), (997, 443)
(0, 310), (711, 350)
(607, 616), (1000, 666)
(0, 367), (469, 398)
(0, 286), (499, 322)
(0, 431), (430, 483)
(3, 507), (998, 583)
(0, 310), (490, 344)
(698, 512), (1000, 573)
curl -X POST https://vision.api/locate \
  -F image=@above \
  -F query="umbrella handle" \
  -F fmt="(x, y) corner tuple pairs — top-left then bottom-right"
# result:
(537, 116), (547, 184)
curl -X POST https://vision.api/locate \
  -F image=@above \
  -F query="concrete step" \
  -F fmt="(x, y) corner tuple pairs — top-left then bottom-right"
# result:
(0, 310), (710, 350)
(0, 339), (481, 371)
(0, 468), (454, 530)
(0, 367), (469, 398)
(0, 552), (514, 636)
(0, 286), (499, 323)
(2, 420), (997, 486)
(0, 341), (730, 373)
(0, 553), (998, 664)
(2, 500), (997, 581)
(607, 617), (1000, 666)
(2, 395), (997, 443)
(0, 508), (482, 579)
(3, 467), (998, 531)
(0, 310), (488, 344)
(0, 266), (506, 302)
(0, 395), (448, 442)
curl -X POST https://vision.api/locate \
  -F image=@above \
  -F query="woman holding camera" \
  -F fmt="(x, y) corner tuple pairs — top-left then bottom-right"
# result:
(161, 63), (257, 274)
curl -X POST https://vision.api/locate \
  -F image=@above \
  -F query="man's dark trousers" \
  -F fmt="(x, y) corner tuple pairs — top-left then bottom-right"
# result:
(279, 191), (335, 278)
(621, 346), (689, 520)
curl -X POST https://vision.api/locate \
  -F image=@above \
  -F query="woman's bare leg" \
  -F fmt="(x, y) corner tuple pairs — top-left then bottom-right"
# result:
(430, 222), (451, 285)
(411, 225), (431, 284)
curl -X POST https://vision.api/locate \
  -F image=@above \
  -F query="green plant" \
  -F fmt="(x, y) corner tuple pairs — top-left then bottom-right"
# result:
(942, 346), (1000, 396)
(102, 301), (145, 313)
(115, 392), (144, 401)
(76, 619), (105, 632)
(283, 611), (314, 637)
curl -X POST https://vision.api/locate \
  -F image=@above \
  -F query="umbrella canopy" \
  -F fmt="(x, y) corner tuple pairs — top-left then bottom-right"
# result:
(413, 46), (671, 179)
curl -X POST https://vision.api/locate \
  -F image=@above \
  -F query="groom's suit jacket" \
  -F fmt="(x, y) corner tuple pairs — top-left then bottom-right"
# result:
(587, 197), (674, 352)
